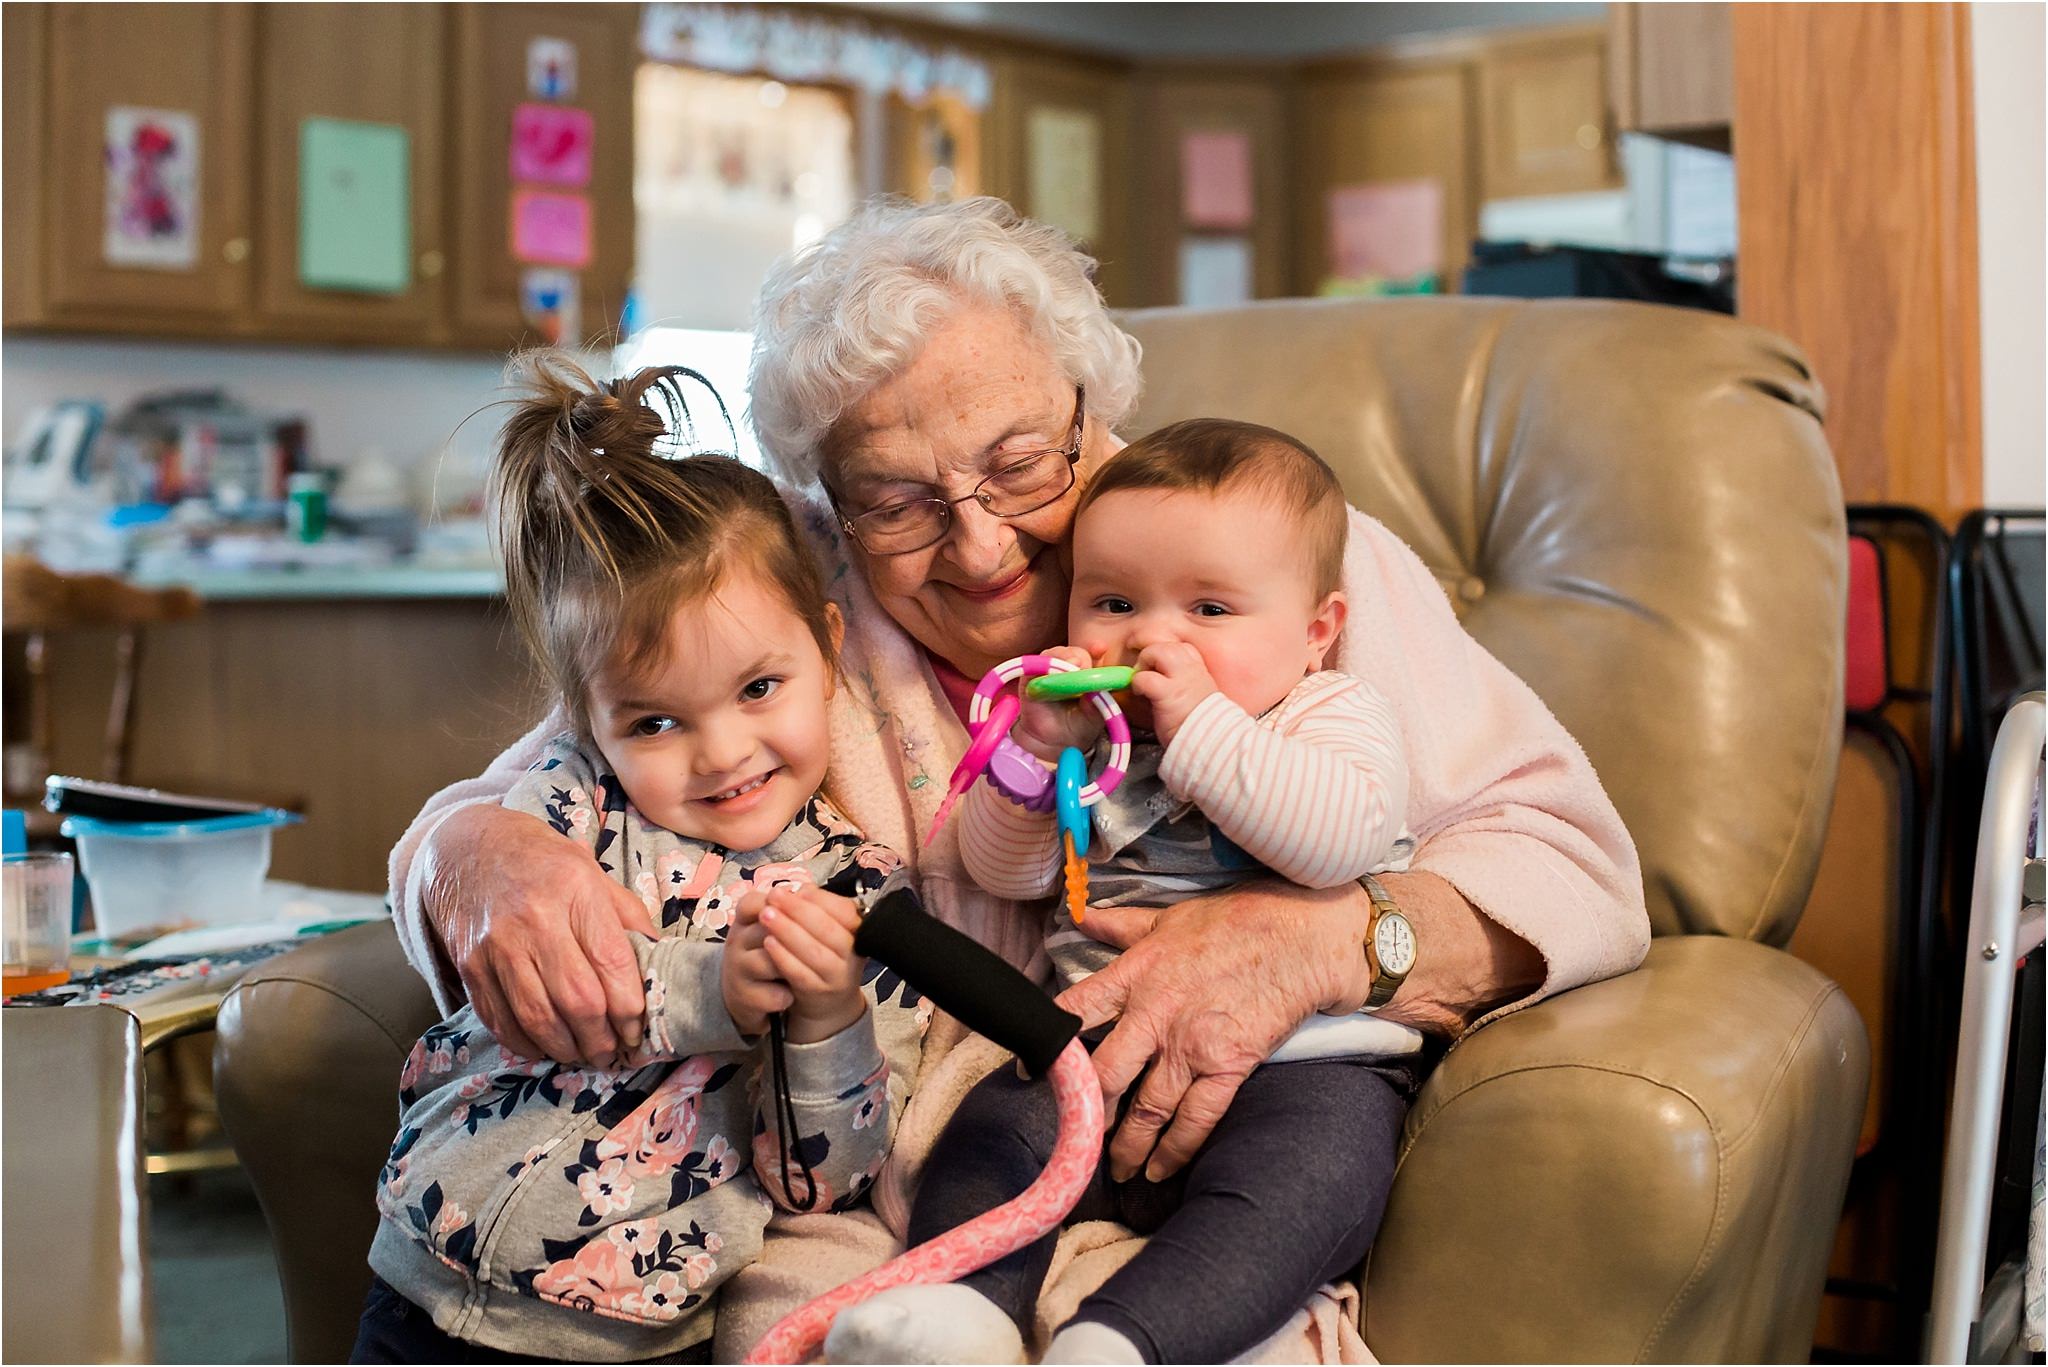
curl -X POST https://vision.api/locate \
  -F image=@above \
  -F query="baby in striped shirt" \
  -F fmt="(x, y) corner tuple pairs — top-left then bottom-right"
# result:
(837, 420), (1424, 1365)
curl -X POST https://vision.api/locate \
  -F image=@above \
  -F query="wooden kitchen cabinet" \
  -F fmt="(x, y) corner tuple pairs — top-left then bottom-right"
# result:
(251, 4), (449, 343)
(446, 2), (637, 351)
(1476, 26), (1620, 200)
(1609, 2), (1732, 148)
(1292, 56), (1479, 294)
(13, 3), (256, 331)
(1126, 70), (1291, 308)
(983, 50), (1135, 307)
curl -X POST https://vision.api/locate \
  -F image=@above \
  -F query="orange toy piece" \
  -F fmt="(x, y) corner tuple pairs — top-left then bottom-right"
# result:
(1062, 830), (1088, 925)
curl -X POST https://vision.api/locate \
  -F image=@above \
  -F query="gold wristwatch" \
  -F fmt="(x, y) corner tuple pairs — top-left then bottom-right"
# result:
(1361, 874), (1417, 1010)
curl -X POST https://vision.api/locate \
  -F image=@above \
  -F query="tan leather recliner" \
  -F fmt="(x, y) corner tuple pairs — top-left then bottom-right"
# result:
(215, 297), (1865, 1363)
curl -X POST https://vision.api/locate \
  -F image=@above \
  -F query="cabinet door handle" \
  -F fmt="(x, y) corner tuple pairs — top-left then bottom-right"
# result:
(418, 250), (445, 278)
(223, 237), (251, 264)
(1576, 123), (1604, 151)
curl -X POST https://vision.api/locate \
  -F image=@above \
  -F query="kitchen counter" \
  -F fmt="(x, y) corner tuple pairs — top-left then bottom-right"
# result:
(128, 564), (503, 600)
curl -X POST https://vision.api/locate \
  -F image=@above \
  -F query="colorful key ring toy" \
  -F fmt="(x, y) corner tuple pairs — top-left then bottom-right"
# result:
(924, 655), (1133, 847)
(968, 654), (1132, 808)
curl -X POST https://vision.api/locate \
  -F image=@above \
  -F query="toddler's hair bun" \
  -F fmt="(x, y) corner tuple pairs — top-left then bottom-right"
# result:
(570, 382), (665, 458)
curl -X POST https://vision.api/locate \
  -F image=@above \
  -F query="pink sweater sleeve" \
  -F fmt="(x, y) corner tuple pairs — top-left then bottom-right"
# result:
(955, 773), (1064, 901)
(1336, 510), (1648, 1022)
(386, 703), (570, 1015)
(1158, 672), (1408, 888)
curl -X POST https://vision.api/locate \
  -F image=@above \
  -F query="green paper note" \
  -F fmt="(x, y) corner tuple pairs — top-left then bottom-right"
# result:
(299, 118), (410, 294)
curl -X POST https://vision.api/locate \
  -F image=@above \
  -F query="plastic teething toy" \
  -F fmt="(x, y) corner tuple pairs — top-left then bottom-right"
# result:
(923, 654), (1132, 923)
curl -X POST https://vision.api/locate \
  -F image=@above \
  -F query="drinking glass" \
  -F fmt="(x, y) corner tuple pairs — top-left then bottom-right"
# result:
(4, 851), (74, 995)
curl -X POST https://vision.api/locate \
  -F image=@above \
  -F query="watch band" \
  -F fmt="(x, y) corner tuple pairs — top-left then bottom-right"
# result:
(1361, 874), (1406, 1010)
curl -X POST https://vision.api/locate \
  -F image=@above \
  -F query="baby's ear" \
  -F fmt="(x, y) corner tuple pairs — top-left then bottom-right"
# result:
(1307, 590), (1347, 670)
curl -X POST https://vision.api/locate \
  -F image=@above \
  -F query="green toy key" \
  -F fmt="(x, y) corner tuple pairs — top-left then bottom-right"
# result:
(1024, 666), (1135, 700)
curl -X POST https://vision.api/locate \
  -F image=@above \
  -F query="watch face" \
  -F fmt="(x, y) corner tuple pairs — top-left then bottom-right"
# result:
(1375, 912), (1417, 976)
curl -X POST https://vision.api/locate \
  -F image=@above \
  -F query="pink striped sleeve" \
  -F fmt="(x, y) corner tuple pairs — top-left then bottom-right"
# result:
(956, 776), (1065, 900)
(1158, 673), (1408, 888)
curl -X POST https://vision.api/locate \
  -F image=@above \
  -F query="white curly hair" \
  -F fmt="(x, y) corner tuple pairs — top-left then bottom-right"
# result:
(747, 197), (1144, 489)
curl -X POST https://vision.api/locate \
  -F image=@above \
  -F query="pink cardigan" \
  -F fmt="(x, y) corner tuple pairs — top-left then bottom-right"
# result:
(390, 495), (1647, 1026)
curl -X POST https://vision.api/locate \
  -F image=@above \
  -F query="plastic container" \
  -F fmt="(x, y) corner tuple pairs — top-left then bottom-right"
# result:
(61, 809), (301, 940)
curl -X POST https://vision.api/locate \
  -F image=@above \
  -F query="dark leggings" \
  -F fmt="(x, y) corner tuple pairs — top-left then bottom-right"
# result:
(907, 1057), (1414, 1364)
(348, 1276), (713, 1364)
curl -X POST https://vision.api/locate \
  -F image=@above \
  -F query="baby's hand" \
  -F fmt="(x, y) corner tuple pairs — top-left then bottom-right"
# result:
(1131, 642), (1219, 746)
(1014, 645), (1100, 762)
(723, 891), (794, 1038)
(758, 886), (868, 1043)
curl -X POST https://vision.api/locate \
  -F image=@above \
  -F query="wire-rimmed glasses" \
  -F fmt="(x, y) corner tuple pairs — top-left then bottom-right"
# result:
(832, 386), (1086, 556)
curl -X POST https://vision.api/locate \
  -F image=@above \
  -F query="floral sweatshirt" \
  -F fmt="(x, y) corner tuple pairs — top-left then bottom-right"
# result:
(369, 734), (928, 1361)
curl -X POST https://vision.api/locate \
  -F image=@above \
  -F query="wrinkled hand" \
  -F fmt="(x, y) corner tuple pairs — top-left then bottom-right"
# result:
(1015, 645), (1100, 762)
(1053, 881), (1369, 1181)
(748, 886), (868, 1043)
(422, 804), (658, 1065)
(1130, 642), (1219, 747)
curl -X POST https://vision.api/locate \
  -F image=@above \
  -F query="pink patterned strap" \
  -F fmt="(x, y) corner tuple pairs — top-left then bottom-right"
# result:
(743, 1040), (1104, 1364)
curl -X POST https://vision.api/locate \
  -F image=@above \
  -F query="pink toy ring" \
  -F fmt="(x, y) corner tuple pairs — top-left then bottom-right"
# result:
(968, 655), (1131, 806)
(948, 691), (1020, 792)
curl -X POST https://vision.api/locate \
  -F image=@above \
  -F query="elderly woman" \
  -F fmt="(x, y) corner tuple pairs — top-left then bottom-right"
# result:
(390, 197), (1648, 1359)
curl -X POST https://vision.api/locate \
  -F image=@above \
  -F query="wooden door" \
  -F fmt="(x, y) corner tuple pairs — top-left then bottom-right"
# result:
(447, 3), (636, 351)
(1293, 59), (1478, 295)
(38, 3), (254, 328)
(1477, 27), (1619, 201)
(251, 4), (447, 344)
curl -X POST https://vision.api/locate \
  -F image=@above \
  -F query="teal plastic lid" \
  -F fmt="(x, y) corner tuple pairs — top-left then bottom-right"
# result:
(60, 809), (302, 839)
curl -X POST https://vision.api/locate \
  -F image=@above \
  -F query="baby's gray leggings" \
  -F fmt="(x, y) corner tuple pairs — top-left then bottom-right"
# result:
(906, 1054), (1415, 1363)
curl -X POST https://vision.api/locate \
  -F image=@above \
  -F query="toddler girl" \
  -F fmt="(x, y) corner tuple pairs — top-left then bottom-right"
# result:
(835, 418), (1420, 1365)
(352, 357), (924, 1363)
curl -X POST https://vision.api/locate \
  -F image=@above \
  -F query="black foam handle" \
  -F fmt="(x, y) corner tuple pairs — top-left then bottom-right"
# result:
(855, 889), (1081, 1077)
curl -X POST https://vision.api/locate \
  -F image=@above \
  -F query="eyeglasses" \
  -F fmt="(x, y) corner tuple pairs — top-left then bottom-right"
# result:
(831, 386), (1086, 556)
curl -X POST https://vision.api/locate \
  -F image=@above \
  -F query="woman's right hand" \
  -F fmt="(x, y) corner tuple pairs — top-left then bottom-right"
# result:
(1014, 645), (1100, 761)
(419, 803), (659, 1064)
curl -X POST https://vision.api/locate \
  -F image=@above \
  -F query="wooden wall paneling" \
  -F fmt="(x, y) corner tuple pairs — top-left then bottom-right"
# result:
(40, 3), (255, 329)
(251, 4), (449, 343)
(1732, 2), (1982, 521)
(1126, 68), (1292, 308)
(1292, 55), (1479, 296)
(2, 4), (49, 326)
(449, 3), (637, 351)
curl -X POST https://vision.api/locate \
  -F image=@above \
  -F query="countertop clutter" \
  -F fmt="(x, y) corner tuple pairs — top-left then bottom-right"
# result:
(4, 385), (501, 601)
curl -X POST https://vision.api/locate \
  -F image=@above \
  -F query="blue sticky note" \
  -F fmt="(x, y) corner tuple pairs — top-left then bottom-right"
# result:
(299, 118), (410, 294)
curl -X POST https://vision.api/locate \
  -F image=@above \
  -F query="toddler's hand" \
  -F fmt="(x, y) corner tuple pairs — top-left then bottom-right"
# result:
(759, 887), (868, 1043)
(1132, 642), (1219, 746)
(723, 891), (794, 1038)
(1015, 645), (1099, 762)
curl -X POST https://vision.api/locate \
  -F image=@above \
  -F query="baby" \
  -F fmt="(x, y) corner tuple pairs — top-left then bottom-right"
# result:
(353, 357), (924, 1364)
(833, 418), (1421, 1365)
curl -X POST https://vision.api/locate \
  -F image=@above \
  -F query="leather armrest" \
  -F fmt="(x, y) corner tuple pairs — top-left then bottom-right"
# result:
(1364, 936), (1867, 1363)
(214, 921), (439, 1364)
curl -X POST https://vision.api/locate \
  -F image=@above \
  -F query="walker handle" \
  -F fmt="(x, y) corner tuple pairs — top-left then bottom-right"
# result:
(855, 890), (1081, 1077)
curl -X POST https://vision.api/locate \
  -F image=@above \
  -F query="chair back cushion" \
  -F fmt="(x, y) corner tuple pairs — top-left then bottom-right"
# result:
(1118, 297), (1844, 943)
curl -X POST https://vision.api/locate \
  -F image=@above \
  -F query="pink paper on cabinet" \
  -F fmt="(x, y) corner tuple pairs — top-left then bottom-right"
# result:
(1328, 179), (1442, 282)
(510, 189), (592, 268)
(1180, 131), (1253, 230)
(509, 103), (594, 187)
